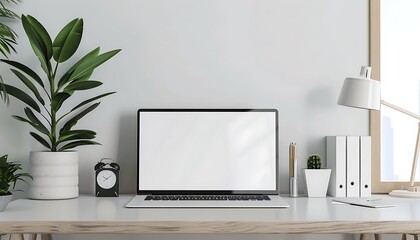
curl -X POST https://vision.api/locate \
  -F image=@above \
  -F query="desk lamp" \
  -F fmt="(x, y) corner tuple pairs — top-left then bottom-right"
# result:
(338, 66), (420, 198)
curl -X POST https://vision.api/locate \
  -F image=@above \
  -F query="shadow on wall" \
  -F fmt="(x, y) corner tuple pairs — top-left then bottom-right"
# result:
(305, 84), (334, 111)
(304, 85), (334, 160)
(117, 113), (138, 194)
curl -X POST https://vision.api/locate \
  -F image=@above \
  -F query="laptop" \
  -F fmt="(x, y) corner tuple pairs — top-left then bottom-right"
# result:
(126, 109), (289, 208)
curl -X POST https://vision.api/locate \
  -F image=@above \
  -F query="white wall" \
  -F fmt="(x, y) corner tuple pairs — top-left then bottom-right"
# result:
(0, 0), (370, 239)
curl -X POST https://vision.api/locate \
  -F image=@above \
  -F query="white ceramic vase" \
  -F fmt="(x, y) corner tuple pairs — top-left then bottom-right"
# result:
(304, 169), (331, 198)
(0, 195), (12, 211)
(29, 151), (79, 200)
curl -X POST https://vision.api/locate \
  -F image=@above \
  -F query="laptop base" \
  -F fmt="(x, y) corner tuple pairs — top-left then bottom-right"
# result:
(125, 195), (289, 208)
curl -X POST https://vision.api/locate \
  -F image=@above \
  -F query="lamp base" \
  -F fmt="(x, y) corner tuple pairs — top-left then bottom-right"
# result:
(389, 188), (420, 198)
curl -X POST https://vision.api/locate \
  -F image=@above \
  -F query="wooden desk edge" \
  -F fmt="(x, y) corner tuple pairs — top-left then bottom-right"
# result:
(2, 221), (420, 234)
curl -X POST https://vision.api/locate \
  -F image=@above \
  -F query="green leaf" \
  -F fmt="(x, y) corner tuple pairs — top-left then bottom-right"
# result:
(51, 92), (70, 112)
(58, 140), (100, 152)
(23, 107), (50, 135)
(0, 155), (8, 168)
(0, 23), (17, 58)
(53, 18), (83, 63)
(71, 92), (115, 112)
(12, 115), (29, 122)
(10, 69), (45, 105)
(57, 129), (96, 144)
(0, 84), (40, 112)
(0, 37), (17, 55)
(69, 49), (121, 82)
(57, 92), (115, 123)
(12, 115), (49, 137)
(30, 132), (51, 149)
(0, 75), (9, 105)
(0, 59), (44, 88)
(24, 15), (53, 60)
(0, 38), (13, 56)
(0, 44), (10, 57)
(59, 102), (100, 135)
(21, 15), (52, 74)
(0, 2), (19, 19)
(57, 47), (100, 89)
(64, 81), (102, 93)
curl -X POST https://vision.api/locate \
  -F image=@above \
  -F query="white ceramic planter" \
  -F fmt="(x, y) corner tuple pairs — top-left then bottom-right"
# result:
(304, 169), (331, 198)
(0, 195), (12, 211)
(29, 151), (79, 200)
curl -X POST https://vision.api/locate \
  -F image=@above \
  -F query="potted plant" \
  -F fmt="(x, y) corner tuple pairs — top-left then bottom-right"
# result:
(304, 154), (331, 197)
(0, 15), (120, 199)
(0, 154), (32, 211)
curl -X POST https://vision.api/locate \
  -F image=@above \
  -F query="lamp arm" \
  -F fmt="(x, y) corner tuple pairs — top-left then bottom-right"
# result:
(381, 100), (420, 120)
(410, 123), (420, 188)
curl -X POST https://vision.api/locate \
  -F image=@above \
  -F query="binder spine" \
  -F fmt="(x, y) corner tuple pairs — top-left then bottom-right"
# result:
(346, 136), (360, 197)
(360, 136), (372, 197)
(327, 136), (347, 197)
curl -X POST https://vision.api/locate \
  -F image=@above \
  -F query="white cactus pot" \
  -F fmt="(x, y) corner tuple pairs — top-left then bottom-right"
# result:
(304, 169), (331, 198)
(29, 151), (79, 200)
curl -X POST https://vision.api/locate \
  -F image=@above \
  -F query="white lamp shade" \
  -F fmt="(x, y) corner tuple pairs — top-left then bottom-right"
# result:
(337, 77), (381, 110)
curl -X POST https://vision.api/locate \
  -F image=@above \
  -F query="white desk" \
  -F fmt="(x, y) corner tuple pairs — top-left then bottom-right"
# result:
(0, 195), (419, 235)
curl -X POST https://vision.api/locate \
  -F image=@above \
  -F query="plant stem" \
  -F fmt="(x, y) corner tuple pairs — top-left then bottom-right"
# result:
(51, 110), (56, 151)
(49, 62), (59, 151)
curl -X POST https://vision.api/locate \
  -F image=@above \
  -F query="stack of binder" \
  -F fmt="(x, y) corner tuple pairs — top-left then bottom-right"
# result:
(326, 136), (371, 197)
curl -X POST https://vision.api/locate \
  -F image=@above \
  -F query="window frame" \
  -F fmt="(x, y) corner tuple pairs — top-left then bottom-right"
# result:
(370, 0), (419, 193)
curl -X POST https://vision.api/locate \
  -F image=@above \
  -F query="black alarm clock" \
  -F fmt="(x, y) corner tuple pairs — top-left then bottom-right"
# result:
(95, 158), (120, 197)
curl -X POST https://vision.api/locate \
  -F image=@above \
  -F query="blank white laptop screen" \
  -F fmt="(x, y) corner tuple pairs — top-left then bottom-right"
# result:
(137, 109), (278, 193)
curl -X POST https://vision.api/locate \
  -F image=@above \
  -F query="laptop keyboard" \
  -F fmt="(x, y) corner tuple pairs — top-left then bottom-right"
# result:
(144, 195), (271, 201)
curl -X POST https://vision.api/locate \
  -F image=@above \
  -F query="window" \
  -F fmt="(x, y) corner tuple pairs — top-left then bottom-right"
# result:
(371, 0), (420, 192)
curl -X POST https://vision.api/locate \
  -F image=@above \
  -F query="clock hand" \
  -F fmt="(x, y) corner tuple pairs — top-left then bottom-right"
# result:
(104, 175), (112, 180)
(101, 175), (111, 181)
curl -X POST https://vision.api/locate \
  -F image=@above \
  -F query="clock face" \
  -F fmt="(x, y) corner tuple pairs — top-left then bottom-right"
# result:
(96, 170), (117, 189)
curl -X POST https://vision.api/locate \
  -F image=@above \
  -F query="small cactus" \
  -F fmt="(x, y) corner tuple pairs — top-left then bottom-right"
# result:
(307, 154), (322, 169)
